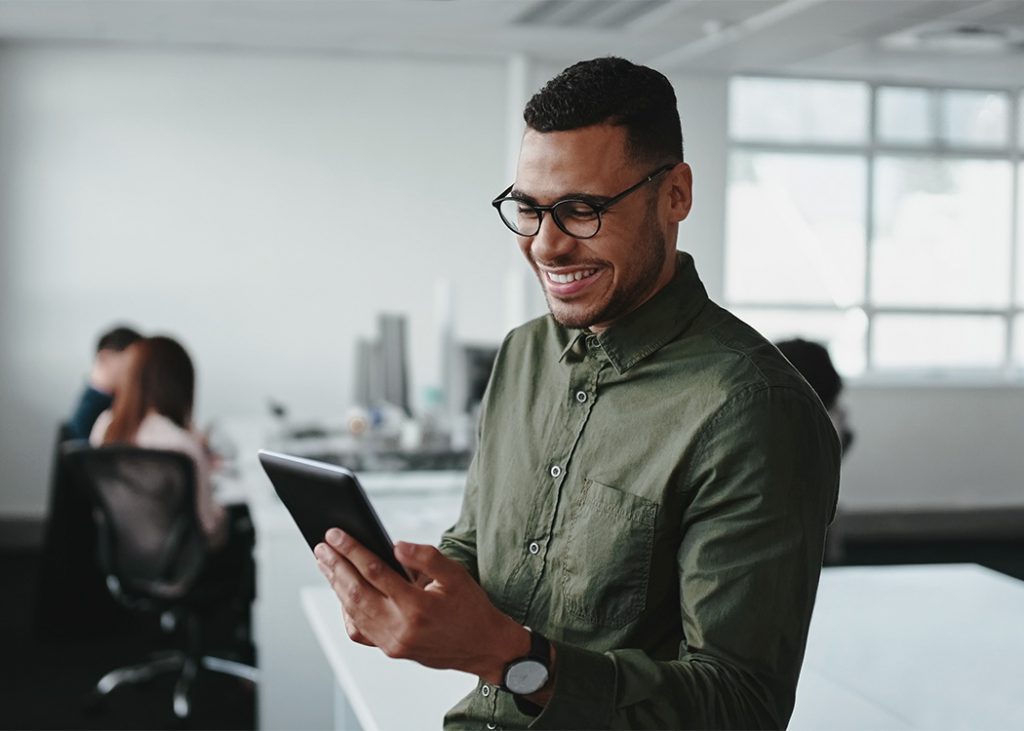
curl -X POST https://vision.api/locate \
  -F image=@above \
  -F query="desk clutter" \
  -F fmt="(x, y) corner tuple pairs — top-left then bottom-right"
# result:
(263, 310), (496, 474)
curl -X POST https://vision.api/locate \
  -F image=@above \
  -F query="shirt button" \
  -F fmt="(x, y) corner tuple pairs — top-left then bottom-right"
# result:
(575, 391), (588, 403)
(481, 684), (491, 697)
(550, 465), (562, 478)
(487, 724), (498, 730)
(528, 541), (540, 555)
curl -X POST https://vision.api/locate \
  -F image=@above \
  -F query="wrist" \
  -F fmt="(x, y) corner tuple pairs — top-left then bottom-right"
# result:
(480, 618), (530, 685)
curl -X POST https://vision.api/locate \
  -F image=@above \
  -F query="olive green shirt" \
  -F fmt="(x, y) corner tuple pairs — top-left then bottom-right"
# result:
(439, 252), (841, 730)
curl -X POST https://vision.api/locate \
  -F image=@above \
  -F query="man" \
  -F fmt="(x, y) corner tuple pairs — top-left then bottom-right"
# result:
(66, 325), (142, 440)
(315, 57), (840, 729)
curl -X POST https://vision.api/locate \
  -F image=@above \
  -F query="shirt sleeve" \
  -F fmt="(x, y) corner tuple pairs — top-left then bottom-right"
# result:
(438, 447), (481, 582)
(528, 386), (841, 730)
(438, 331), (512, 581)
(88, 409), (113, 446)
(181, 427), (228, 550)
(69, 385), (112, 441)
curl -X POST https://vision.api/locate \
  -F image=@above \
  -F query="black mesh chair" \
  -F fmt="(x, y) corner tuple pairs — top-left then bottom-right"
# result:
(62, 443), (258, 720)
(34, 424), (128, 640)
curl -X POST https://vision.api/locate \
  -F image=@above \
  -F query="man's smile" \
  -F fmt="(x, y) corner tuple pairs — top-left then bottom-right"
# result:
(539, 266), (604, 297)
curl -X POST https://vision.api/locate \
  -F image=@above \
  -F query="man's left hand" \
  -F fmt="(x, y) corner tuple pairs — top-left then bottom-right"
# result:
(314, 529), (528, 685)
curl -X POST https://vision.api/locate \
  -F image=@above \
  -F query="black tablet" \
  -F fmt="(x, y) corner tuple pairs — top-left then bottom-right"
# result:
(257, 449), (411, 581)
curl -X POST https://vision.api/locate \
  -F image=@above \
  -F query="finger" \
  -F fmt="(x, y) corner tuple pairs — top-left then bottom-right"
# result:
(410, 568), (431, 590)
(343, 609), (375, 647)
(314, 543), (386, 622)
(325, 529), (414, 601)
(394, 542), (467, 586)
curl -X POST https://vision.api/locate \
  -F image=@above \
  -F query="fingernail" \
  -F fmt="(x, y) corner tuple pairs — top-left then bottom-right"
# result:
(326, 528), (345, 546)
(314, 543), (327, 559)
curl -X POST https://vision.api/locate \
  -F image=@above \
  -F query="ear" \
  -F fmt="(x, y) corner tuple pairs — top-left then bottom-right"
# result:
(666, 163), (693, 223)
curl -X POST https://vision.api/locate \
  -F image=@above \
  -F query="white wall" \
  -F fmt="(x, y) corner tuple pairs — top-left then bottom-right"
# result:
(842, 384), (1024, 509)
(0, 45), (511, 516)
(1, 45), (1022, 522)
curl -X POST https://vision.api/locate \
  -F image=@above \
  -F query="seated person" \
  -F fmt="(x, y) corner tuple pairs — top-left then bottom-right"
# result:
(67, 325), (143, 440)
(776, 338), (854, 454)
(90, 335), (227, 549)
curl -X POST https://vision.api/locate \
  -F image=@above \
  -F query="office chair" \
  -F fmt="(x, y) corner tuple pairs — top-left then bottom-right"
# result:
(34, 424), (127, 640)
(62, 443), (258, 720)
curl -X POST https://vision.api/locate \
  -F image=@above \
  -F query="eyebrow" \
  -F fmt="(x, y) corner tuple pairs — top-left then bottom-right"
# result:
(509, 188), (610, 205)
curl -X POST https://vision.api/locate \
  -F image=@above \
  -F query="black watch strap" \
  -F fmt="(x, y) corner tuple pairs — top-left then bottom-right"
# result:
(527, 628), (550, 666)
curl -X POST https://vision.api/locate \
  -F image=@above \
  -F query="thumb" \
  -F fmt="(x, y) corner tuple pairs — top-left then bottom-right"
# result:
(394, 542), (464, 586)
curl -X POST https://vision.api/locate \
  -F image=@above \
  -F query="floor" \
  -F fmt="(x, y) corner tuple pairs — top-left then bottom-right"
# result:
(0, 550), (256, 731)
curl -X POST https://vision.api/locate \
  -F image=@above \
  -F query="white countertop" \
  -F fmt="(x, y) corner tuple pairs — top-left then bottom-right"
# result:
(791, 563), (1024, 730)
(303, 563), (1024, 731)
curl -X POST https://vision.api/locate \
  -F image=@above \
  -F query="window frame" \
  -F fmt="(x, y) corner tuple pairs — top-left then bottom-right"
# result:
(726, 75), (1024, 383)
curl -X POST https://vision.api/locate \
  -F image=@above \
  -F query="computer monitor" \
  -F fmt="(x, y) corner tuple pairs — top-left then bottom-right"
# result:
(457, 344), (498, 414)
(352, 313), (411, 416)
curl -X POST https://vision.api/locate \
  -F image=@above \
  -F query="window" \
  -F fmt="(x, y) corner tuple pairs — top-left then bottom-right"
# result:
(726, 77), (1023, 378)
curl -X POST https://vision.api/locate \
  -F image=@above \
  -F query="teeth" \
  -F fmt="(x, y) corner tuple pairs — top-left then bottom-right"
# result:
(547, 269), (596, 284)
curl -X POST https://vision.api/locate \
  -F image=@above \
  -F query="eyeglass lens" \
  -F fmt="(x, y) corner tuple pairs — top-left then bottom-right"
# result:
(497, 198), (602, 238)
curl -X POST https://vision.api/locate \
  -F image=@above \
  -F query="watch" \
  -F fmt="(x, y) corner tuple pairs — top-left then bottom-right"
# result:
(501, 628), (551, 696)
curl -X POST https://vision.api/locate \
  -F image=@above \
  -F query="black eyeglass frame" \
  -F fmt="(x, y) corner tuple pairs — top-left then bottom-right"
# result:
(491, 163), (676, 240)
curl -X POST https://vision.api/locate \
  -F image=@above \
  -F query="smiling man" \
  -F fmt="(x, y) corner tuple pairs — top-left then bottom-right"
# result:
(315, 57), (841, 730)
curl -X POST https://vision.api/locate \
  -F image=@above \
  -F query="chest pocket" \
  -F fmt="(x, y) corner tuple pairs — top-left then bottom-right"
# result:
(558, 479), (658, 629)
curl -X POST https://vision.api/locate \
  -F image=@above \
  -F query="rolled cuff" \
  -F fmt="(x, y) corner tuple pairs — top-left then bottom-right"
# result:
(528, 641), (616, 730)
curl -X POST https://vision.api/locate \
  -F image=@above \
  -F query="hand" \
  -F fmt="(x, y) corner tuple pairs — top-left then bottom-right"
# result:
(314, 529), (529, 684)
(338, 570), (430, 647)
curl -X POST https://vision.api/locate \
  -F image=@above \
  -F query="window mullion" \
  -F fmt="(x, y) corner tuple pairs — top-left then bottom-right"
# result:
(864, 83), (878, 373)
(1007, 91), (1022, 372)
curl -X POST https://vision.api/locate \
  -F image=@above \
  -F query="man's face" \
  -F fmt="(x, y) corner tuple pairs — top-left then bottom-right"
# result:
(512, 125), (688, 332)
(94, 347), (135, 394)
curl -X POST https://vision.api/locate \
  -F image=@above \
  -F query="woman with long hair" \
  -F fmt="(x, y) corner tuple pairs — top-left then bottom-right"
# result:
(90, 335), (227, 549)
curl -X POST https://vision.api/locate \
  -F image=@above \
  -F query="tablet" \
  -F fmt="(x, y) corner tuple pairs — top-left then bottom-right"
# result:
(257, 449), (411, 581)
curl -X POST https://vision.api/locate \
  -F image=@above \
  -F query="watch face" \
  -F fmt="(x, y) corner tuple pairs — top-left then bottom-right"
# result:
(505, 658), (549, 695)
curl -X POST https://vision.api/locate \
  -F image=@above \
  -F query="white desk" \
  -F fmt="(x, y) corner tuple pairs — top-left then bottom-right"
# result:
(303, 564), (1024, 731)
(791, 564), (1024, 730)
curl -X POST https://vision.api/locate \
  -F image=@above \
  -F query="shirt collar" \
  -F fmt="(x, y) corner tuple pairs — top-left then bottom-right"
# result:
(558, 251), (708, 374)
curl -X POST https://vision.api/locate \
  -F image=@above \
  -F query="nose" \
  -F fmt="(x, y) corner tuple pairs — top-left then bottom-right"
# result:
(526, 212), (578, 264)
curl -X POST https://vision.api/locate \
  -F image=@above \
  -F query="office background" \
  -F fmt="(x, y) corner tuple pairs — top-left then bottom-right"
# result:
(3, 1), (1024, 547)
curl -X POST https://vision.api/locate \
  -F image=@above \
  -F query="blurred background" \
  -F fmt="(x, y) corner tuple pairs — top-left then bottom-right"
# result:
(1, 1), (1023, 729)
(3, 0), (1024, 526)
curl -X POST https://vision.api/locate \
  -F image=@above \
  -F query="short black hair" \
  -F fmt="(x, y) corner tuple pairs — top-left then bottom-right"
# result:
(96, 325), (143, 353)
(776, 339), (842, 410)
(523, 57), (684, 166)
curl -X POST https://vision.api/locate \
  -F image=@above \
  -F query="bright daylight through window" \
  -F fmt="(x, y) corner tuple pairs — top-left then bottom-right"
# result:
(726, 76), (1023, 379)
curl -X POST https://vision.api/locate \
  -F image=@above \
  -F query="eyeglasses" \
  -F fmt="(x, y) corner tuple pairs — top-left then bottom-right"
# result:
(491, 164), (674, 239)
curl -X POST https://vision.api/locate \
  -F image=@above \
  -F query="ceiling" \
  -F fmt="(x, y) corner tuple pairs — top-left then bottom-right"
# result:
(0, 0), (1022, 86)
